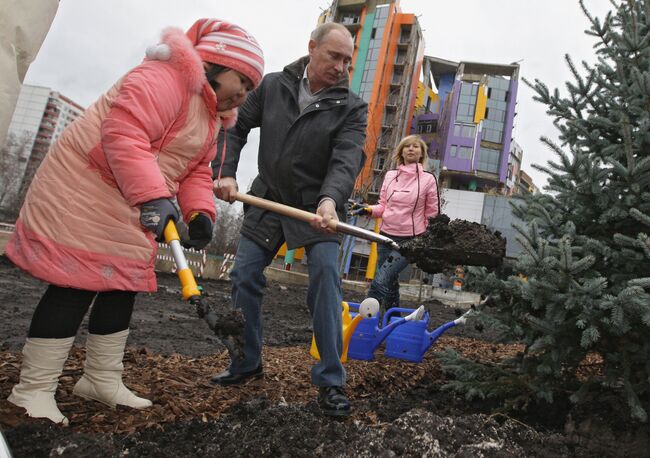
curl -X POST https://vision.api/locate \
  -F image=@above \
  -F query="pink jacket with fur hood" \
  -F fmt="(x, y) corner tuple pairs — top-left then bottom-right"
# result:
(370, 163), (440, 237)
(7, 27), (235, 292)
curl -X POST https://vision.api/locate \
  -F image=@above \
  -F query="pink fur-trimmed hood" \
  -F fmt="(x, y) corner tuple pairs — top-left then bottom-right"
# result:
(145, 27), (239, 125)
(145, 27), (206, 93)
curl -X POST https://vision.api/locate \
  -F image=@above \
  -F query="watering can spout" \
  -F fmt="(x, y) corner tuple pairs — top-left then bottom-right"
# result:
(420, 306), (473, 354)
(375, 320), (397, 341)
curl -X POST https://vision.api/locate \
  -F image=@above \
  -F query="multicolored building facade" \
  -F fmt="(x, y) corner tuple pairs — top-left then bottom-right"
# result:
(319, 0), (424, 204)
(414, 57), (520, 194)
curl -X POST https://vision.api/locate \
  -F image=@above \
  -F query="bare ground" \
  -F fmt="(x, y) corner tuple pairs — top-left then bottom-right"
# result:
(1, 255), (648, 457)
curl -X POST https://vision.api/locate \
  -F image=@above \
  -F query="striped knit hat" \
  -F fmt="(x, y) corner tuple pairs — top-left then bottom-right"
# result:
(186, 18), (264, 88)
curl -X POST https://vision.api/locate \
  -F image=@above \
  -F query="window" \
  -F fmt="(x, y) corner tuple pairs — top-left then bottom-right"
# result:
(347, 254), (369, 282)
(477, 146), (501, 173)
(417, 120), (437, 134)
(456, 82), (478, 123)
(449, 145), (472, 160)
(453, 123), (475, 138)
(462, 124), (475, 137)
(375, 155), (385, 170)
(358, 12), (387, 103)
(458, 146), (472, 159)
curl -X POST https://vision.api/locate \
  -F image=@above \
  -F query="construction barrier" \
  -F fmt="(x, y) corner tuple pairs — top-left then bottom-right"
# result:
(154, 244), (235, 280)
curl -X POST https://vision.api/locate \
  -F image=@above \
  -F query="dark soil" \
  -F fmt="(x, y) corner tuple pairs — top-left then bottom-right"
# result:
(1, 255), (647, 457)
(400, 214), (507, 273)
(193, 297), (245, 362)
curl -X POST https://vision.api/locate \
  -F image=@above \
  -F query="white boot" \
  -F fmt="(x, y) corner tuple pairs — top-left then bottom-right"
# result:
(8, 336), (75, 425)
(73, 329), (152, 409)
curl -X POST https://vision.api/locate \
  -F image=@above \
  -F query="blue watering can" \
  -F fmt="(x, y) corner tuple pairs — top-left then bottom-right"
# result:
(348, 301), (425, 361)
(384, 307), (475, 363)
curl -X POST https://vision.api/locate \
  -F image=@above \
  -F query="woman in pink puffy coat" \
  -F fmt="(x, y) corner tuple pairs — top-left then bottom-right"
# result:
(6, 18), (264, 424)
(353, 135), (440, 311)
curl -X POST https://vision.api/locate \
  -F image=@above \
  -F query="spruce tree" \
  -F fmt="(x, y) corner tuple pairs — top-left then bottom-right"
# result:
(440, 0), (650, 421)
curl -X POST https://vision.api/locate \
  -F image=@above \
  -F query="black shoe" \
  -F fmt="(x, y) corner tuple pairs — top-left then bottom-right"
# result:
(210, 365), (263, 385)
(318, 386), (351, 417)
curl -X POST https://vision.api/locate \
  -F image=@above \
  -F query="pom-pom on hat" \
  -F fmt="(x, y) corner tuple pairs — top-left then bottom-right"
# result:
(186, 18), (264, 88)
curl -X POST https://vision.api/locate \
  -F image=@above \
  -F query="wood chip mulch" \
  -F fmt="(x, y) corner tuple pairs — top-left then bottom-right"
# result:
(0, 337), (540, 435)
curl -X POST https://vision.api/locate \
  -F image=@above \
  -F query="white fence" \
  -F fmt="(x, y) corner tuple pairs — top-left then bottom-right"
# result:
(154, 243), (236, 280)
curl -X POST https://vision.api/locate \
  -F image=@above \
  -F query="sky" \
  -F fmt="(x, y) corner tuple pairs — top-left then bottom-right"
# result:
(24, 0), (615, 192)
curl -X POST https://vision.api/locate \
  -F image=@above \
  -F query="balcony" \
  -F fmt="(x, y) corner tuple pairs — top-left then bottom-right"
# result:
(339, 16), (361, 32)
(398, 26), (412, 46)
(337, 0), (365, 8)
(340, 13), (361, 24)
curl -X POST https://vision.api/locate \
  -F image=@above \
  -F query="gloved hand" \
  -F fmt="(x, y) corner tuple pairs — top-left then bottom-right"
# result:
(350, 202), (372, 216)
(182, 213), (213, 250)
(140, 198), (179, 242)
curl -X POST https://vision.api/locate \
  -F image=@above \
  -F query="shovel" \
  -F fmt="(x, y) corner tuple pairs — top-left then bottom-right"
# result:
(163, 221), (218, 327)
(162, 221), (244, 360)
(234, 191), (400, 250)
(233, 193), (500, 270)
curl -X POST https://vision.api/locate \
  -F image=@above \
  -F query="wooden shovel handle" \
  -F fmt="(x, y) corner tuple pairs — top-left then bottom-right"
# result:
(234, 192), (337, 231)
(233, 191), (400, 250)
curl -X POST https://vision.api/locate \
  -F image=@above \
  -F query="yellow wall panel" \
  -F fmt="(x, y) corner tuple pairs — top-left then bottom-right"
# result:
(474, 84), (488, 123)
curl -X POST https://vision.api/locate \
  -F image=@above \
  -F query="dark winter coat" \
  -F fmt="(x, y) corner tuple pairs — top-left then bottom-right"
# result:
(214, 56), (368, 251)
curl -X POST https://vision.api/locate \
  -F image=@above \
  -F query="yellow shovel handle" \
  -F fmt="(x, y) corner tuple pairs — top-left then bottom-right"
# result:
(164, 220), (201, 300)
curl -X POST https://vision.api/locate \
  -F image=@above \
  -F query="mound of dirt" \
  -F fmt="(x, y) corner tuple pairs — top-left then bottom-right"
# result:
(399, 214), (506, 273)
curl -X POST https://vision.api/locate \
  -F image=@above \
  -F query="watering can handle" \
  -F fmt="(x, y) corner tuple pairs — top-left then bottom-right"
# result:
(382, 307), (429, 327)
(347, 302), (361, 313)
(406, 305), (426, 322)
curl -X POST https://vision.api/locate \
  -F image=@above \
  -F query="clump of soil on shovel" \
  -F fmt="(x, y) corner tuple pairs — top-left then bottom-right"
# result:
(399, 214), (506, 274)
(195, 297), (245, 362)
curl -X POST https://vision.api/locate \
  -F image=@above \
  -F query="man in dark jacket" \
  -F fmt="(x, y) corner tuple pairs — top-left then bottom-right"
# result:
(211, 22), (367, 417)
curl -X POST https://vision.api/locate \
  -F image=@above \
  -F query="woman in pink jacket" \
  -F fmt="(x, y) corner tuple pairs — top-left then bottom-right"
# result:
(354, 135), (440, 311)
(6, 18), (264, 425)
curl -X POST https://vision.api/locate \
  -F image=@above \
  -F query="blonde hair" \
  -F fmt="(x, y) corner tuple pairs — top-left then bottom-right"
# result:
(393, 135), (428, 166)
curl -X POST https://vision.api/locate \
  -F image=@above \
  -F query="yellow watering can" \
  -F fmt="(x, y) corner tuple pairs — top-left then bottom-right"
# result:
(310, 299), (379, 363)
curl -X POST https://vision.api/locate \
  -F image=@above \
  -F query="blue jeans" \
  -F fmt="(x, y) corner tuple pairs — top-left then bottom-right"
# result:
(367, 242), (410, 311)
(228, 235), (345, 387)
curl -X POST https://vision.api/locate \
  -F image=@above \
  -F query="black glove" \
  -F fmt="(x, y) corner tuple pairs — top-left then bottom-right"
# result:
(182, 213), (213, 250)
(140, 198), (179, 242)
(350, 203), (372, 216)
